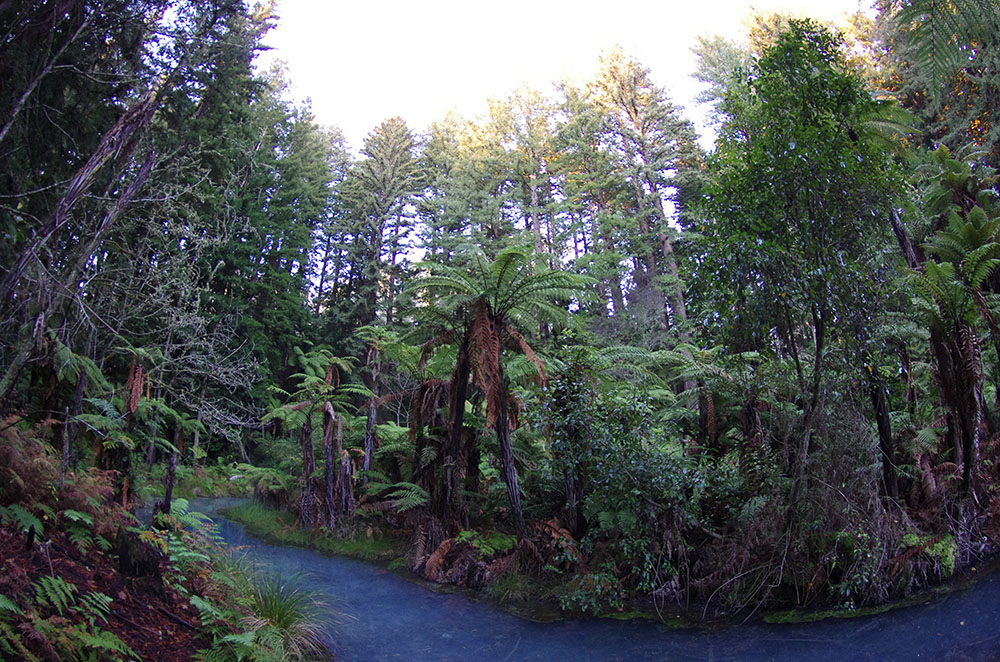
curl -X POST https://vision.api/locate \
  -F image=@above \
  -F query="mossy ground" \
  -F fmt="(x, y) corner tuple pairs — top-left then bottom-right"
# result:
(219, 502), (399, 563)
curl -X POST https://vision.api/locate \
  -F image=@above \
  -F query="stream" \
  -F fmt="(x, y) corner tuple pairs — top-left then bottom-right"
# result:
(190, 499), (1000, 661)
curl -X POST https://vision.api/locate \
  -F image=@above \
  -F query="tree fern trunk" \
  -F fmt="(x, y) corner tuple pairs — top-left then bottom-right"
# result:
(323, 403), (337, 527)
(299, 413), (316, 527)
(495, 370), (525, 533)
(443, 335), (472, 522)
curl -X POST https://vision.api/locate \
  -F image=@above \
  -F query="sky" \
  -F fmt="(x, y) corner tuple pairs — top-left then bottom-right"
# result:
(260, 0), (874, 150)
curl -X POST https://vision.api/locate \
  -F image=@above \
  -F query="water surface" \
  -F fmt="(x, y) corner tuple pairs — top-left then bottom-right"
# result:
(192, 499), (1000, 661)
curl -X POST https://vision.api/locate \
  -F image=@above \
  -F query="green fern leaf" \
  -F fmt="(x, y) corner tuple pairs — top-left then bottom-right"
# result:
(0, 594), (24, 616)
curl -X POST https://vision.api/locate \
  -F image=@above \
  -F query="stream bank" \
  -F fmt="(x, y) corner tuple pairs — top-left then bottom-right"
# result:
(197, 499), (1000, 661)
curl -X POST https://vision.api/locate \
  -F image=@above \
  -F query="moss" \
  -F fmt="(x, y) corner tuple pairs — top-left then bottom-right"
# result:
(219, 503), (398, 563)
(386, 557), (409, 572)
(902, 533), (957, 577)
(600, 609), (658, 622)
(764, 604), (893, 624)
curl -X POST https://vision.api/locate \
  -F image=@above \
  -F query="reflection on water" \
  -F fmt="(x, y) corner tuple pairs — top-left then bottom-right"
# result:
(190, 499), (1000, 662)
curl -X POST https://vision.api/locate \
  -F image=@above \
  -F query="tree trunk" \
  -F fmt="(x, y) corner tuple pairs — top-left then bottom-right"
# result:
(867, 365), (897, 498)
(322, 402), (337, 527)
(443, 334), (472, 521)
(529, 178), (544, 254)
(63, 368), (87, 476)
(299, 412), (316, 527)
(60, 407), (70, 483)
(334, 412), (352, 516)
(157, 427), (182, 520)
(362, 346), (380, 487)
(495, 364), (525, 533)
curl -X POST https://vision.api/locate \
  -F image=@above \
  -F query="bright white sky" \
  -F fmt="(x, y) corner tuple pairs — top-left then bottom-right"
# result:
(261, 0), (873, 150)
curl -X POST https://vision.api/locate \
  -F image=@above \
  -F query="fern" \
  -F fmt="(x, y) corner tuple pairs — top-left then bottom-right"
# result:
(895, 0), (1000, 107)
(61, 509), (96, 553)
(62, 509), (94, 526)
(77, 628), (138, 659)
(68, 526), (95, 553)
(0, 593), (23, 616)
(34, 575), (77, 616)
(49, 331), (113, 393)
(418, 445), (438, 469)
(0, 619), (38, 662)
(190, 594), (223, 622)
(386, 482), (430, 512)
(77, 591), (113, 626)
(0, 504), (44, 538)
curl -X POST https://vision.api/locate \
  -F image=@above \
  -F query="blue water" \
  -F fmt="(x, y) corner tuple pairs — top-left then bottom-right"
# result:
(192, 499), (1000, 661)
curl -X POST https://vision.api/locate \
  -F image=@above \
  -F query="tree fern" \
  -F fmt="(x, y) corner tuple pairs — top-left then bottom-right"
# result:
(49, 331), (113, 393)
(385, 482), (430, 512)
(895, 0), (1000, 107)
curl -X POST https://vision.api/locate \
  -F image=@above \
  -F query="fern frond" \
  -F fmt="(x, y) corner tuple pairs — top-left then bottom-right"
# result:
(1, 504), (43, 538)
(77, 591), (113, 625)
(896, 0), (1000, 106)
(387, 482), (430, 512)
(78, 629), (137, 658)
(0, 594), (24, 616)
(34, 576), (76, 616)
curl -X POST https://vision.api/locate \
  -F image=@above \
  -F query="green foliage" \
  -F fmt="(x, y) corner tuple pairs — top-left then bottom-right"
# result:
(894, 0), (1000, 108)
(902, 533), (957, 577)
(365, 473), (430, 512)
(455, 529), (518, 558)
(195, 550), (331, 662)
(50, 332), (114, 394)
(35, 575), (76, 616)
(0, 503), (44, 539)
(15, 575), (139, 661)
(0, 593), (24, 616)
(62, 508), (96, 552)
(557, 566), (627, 614)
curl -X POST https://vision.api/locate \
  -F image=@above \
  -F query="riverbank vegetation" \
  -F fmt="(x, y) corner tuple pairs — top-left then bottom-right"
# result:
(0, 420), (332, 661)
(3, 0), (1000, 646)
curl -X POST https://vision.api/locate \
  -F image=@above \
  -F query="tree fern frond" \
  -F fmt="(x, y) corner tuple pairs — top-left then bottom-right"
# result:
(895, 0), (1000, 106)
(386, 482), (430, 512)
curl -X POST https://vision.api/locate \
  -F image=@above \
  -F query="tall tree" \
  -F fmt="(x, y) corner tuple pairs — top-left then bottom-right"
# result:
(341, 117), (423, 327)
(589, 48), (702, 339)
(699, 20), (899, 513)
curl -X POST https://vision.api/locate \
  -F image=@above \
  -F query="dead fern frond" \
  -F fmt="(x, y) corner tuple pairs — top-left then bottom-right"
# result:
(516, 538), (545, 574)
(486, 552), (519, 581)
(411, 525), (427, 573)
(424, 538), (454, 581)
(504, 324), (546, 384)
(418, 332), (452, 373)
(126, 358), (143, 415)
(470, 301), (503, 427)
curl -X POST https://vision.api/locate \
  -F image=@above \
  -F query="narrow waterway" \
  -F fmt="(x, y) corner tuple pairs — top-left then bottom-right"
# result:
(193, 499), (1000, 661)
